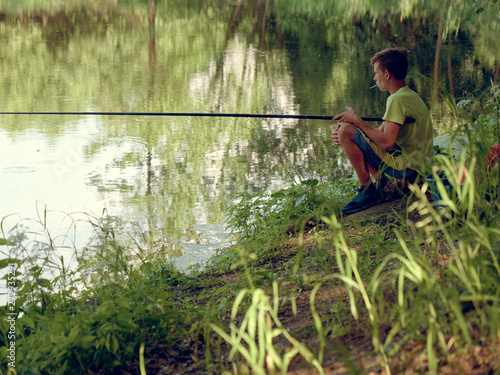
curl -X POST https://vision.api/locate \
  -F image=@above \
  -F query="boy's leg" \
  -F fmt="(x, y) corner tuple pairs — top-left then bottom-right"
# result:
(337, 123), (373, 186)
(353, 129), (417, 183)
(367, 161), (388, 188)
(337, 124), (386, 215)
(338, 126), (417, 215)
(337, 123), (387, 186)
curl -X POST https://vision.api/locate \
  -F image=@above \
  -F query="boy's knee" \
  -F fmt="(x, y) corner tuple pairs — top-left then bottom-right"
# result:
(338, 123), (357, 144)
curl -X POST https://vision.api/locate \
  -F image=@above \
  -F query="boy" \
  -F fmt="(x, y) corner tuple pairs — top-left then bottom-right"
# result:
(331, 48), (433, 215)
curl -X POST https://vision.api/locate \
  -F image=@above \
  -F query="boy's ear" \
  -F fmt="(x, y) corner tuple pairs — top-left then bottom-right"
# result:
(384, 69), (392, 79)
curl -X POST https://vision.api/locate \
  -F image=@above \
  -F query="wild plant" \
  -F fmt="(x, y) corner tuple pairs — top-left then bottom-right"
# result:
(0, 213), (206, 374)
(209, 283), (324, 375)
(225, 177), (357, 257)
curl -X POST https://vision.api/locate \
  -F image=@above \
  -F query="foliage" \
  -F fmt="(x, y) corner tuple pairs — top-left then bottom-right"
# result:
(475, 0), (500, 14)
(225, 178), (357, 245)
(459, 84), (500, 143)
(209, 286), (323, 375)
(457, 84), (500, 201)
(0, 217), (206, 374)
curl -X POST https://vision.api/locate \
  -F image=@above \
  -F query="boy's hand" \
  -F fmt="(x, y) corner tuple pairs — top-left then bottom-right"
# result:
(333, 106), (363, 127)
(331, 124), (341, 145)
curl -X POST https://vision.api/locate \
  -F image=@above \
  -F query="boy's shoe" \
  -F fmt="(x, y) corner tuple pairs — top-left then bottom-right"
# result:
(341, 183), (385, 216)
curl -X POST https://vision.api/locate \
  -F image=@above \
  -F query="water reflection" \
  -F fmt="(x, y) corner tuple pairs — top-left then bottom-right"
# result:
(0, 0), (498, 272)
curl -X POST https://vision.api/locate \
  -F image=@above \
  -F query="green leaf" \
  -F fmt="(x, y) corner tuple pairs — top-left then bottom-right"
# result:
(0, 239), (15, 246)
(214, 285), (229, 294)
(36, 278), (51, 288)
(111, 335), (119, 353)
(196, 293), (208, 300)
(116, 319), (138, 330)
(68, 326), (80, 342)
(271, 189), (286, 198)
(115, 298), (130, 309)
(80, 335), (97, 349)
(295, 193), (306, 207)
(0, 258), (15, 270)
(96, 302), (112, 315)
(20, 316), (35, 329)
(105, 333), (111, 351)
(301, 178), (318, 187)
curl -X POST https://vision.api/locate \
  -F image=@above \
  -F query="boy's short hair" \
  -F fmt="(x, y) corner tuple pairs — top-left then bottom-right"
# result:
(370, 48), (408, 80)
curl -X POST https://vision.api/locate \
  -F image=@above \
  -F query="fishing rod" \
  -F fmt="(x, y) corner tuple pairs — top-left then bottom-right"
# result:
(0, 111), (415, 123)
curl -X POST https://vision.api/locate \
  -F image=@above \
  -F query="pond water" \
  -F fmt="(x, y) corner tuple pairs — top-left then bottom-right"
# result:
(0, 1), (498, 273)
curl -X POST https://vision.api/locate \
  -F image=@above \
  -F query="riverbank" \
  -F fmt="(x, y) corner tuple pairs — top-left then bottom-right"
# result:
(153, 185), (500, 375)
(121, 186), (500, 374)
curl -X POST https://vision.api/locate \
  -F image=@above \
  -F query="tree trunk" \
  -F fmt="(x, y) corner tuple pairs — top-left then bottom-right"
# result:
(148, 0), (156, 70)
(447, 31), (455, 99)
(433, 13), (444, 102)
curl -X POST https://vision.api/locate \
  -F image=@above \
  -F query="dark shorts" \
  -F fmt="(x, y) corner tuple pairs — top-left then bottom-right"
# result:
(354, 129), (417, 180)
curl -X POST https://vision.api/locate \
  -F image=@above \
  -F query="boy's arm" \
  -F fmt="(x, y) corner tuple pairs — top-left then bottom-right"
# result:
(359, 120), (399, 151)
(333, 106), (399, 151)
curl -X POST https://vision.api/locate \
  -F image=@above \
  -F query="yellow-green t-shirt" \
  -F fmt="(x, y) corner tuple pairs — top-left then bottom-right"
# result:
(383, 87), (433, 169)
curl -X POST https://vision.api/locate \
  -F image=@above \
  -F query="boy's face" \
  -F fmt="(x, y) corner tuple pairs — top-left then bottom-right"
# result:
(373, 62), (389, 92)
